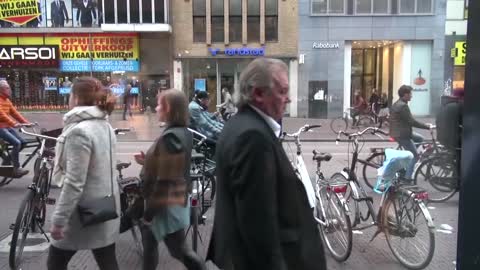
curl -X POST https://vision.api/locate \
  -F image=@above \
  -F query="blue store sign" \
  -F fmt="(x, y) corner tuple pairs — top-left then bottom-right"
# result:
(208, 47), (265, 57)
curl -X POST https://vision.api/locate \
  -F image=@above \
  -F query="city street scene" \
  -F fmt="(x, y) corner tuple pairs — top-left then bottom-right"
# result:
(0, 0), (472, 270)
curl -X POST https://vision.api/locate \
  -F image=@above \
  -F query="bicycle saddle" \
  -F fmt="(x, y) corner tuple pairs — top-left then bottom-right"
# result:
(191, 151), (205, 161)
(116, 161), (131, 170)
(313, 152), (332, 162)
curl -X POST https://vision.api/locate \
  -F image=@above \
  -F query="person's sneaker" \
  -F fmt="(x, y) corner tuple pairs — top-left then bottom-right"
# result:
(13, 168), (29, 178)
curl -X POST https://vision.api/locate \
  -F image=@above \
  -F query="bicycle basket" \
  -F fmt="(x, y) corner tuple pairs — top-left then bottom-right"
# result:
(374, 149), (413, 194)
(41, 128), (63, 148)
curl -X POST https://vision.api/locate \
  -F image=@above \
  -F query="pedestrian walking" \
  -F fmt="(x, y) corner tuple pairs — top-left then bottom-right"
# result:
(206, 58), (327, 270)
(134, 89), (206, 270)
(47, 77), (120, 270)
(123, 84), (133, 120)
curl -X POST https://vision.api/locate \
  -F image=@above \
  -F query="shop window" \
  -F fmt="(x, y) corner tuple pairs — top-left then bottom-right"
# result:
(193, 0), (206, 42)
(311, 0), (345, 15)
(142, 0), (153, 23)
(266, 0), (278, 42)
(211, 0), (224, 43)
(416, 0), (432, 13)
(230, 0), (242, 42)
(248, 0), (260, 42)
(154, 0), (166, 23)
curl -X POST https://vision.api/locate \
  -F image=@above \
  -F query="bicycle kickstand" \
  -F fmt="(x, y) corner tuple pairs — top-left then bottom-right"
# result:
(36, 220), (50, 242)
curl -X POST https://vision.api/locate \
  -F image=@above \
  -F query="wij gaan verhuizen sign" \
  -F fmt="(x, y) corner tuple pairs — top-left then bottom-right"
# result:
(0, 0), (41, 25)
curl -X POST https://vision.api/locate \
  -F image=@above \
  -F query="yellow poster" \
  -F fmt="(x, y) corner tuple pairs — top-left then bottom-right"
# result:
(454, 41), (466, 66)
(0, 0), (41, 25)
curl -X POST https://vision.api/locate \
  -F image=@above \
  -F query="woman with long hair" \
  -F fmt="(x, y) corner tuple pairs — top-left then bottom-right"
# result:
(47, 77), (120, 270)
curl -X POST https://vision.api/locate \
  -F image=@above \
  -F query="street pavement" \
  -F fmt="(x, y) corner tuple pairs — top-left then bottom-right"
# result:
(0, 112), (456, 270)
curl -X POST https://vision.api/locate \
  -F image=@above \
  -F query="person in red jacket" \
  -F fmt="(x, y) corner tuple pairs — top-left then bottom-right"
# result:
(0, 80), (33, 177)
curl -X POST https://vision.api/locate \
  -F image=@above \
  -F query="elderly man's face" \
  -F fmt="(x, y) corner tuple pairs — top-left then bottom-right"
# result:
(261, 70), (290, 122)
(0, 83), (12, 98)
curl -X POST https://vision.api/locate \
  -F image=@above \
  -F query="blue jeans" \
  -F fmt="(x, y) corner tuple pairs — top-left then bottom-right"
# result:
(396, 132), (424, 179)
(0, 128), (26, 168)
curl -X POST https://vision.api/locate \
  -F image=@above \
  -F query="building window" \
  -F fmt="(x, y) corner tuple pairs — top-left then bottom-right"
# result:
(311, 0), (345, 15)
(211, 0), (224, 43)
(265, 0), (278, 41)
(399, 0), (433, 14)
(230, 0), (242, 42)
(356, 0), (389, 14)
(373, 0), (389, 13)
(248, 0), (260, 42)
(193, 0), (206, 42)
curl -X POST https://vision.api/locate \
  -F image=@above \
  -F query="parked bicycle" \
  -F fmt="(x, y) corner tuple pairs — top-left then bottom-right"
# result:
(282, 124), (353, 262)
(333, 127), (435, 270)
(187, 128), (216, 252)
(413, 147), (459, 203)
(9, 126), (60, 270)
(330, 108), (375, 134)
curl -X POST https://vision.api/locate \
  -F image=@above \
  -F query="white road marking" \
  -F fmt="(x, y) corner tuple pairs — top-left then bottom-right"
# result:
(0, 233), (51, 253)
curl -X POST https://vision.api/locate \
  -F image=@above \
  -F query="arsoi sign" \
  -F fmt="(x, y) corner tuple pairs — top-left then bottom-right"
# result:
(0, 45), (59, 68)
(312, 42), (340, 49)
(209, 47), (265, 57)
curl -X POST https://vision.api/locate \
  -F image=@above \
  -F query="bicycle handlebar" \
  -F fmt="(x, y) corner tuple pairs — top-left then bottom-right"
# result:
(188, 128), (208, 147)
(114, 128), (131, 135)
(335, 127), (389, 145)
(282, 124), (322, 138)
(19, 128), (57, 141)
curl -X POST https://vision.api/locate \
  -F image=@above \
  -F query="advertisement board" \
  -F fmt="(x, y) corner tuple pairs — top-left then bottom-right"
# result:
(0, 33), (139, 72)
(0, 45), (60, 68)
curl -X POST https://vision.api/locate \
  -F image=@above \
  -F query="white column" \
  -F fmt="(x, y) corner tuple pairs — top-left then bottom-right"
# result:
(216, 60), (221, 106)
(288, 59), (298, 117)
(402, 42), (412, 86)
(174, 60), (183, 91)
(344, 42), (352, 113)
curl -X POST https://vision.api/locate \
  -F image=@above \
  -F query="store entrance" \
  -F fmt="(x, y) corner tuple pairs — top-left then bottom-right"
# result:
(351, 40), (397, 110)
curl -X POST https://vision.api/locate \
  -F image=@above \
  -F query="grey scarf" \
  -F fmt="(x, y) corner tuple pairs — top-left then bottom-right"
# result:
(52, 106), (108, 187)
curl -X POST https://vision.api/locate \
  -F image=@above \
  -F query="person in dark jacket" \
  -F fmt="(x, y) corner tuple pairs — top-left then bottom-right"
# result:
(134, 89), (206, 270)
(206, 58), (327, 270)
(389, 85), (432, 179)
(122, 84), (132, 120)
(51, 0), (69, 27)
(76, 0), (97, 27)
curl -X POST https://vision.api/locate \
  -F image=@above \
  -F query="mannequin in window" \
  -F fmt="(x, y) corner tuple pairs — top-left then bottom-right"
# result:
(51, 0), (69, 27)
(76, 0), (97, 27)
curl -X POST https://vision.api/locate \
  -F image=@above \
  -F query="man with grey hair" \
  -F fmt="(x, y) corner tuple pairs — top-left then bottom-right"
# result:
(207, 58), (327, 270)
(0, 80), (32, 177)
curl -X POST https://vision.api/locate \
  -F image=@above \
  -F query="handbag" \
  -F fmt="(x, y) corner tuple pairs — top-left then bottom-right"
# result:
(77, 122), (118, 227)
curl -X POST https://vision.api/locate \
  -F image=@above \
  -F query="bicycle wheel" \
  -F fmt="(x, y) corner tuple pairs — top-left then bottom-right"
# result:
(362, 152), (386, 190)
(31, 167), (49, 233)
(9, 189), (35, 270)
(331, 173), (358, 225)
(190, 205), (199, 252)
(414, 155), (458, 203)
(356, 116), (375, 129)
(318, 187), (352, 262)
(200, 174), (216, 215)
(383, 191), (435, 269)
(330, 118), (348, 134)
(130, 221), (143, 257)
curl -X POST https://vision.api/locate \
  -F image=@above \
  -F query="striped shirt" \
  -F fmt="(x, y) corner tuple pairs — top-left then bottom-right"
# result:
(0, 95), (28, 128)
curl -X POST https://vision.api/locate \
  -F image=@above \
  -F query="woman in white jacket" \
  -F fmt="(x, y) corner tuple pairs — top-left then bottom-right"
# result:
(47, 77), (120, 270)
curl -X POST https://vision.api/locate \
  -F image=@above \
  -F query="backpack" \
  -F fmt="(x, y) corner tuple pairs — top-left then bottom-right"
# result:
(436, 98), (463, 149)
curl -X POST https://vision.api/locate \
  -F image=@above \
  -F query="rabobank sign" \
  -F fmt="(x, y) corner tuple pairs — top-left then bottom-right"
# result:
(312, 42), (340, 49)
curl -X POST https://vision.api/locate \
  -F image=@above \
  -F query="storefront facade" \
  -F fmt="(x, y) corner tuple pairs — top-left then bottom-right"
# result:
(0, 0), (172, 111)
(298, 0), (446, 118)
(444, 0), (468, 93)
(171, 0), (298, 114)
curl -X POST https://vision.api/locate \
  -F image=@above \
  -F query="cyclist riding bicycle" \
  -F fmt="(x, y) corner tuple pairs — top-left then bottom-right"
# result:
(0, 80), (33, 178)
(389, 85), (433, 180)
(188, 91), (223, 154)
